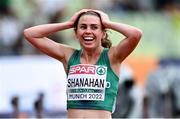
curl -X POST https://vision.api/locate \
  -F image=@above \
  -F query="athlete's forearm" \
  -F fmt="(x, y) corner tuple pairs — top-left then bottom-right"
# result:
(105, 21), (142, 39)
(24, 21), (73, 38)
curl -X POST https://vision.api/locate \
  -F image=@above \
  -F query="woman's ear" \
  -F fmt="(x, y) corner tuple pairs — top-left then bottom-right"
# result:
(101, 32), (106, 43)
(103, 32), (107, 39)
(73, 32), (79, 41)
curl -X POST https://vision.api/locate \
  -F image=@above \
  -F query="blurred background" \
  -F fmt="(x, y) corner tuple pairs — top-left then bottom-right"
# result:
(0, 0), (180, 118)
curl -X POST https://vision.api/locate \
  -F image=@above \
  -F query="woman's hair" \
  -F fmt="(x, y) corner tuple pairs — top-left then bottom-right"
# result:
(73, 11), (112, 48)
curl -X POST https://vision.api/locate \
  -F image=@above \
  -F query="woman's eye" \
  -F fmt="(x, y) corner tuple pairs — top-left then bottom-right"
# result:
(91, 26), (98, 30)
(80, 26), (86, 29)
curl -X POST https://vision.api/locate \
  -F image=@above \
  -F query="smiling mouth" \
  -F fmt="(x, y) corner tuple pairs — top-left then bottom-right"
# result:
(83, 36), (94, 41)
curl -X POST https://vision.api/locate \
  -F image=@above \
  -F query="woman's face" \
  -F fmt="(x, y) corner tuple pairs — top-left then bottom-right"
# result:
(75, 14), (105, 50)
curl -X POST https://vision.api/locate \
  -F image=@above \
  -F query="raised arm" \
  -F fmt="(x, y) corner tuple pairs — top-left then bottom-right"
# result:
(95, 10), (142, 63)
(108, 21), (142, 62)
(24, 22), (73, 62)
(24, 9), (89, 66)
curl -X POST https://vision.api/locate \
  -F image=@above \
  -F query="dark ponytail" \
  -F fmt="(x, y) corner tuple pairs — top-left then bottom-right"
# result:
(101, 32), (112, 48)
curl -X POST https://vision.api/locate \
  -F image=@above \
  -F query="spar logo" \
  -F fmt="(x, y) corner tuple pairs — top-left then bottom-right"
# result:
(69, 65), (95, 74)
(69, 65), (106, 75)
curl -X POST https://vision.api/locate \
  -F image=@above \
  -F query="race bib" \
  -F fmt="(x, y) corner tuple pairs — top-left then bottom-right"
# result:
(67, 64), (108, 101)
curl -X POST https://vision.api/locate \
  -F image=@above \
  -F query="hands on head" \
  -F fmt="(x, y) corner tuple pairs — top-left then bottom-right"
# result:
(68, 9), (110, 28)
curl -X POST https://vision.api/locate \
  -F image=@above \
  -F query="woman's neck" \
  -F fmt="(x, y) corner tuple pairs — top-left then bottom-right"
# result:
(80, 47), (103, 64)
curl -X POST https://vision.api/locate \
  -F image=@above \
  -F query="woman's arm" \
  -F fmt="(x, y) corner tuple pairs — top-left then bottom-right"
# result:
(24, 9), (89, 64)
(95, 10), (142, 63)
(24, 22), (74, 62)
(106, 21), (142, 63)
(24, 22), (73, 38)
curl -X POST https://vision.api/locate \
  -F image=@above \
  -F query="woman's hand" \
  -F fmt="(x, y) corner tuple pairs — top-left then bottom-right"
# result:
(93, 10), (110, 28)
(68, 9), (89, 27)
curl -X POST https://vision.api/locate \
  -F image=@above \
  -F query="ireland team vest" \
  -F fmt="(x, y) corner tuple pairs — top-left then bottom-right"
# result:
(67, 48), (119, 112)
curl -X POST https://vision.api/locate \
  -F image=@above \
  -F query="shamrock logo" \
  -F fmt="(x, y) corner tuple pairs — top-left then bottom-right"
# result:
(96, 66), (106, 75)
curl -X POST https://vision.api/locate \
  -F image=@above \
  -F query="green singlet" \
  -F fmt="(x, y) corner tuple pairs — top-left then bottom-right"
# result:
(67, 48), (119, 112)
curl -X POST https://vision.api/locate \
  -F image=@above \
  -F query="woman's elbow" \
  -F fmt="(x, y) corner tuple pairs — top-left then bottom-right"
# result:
(23, 28), (31, 39)
(133, 28), (143, 41)
(23, 28), (38, 41)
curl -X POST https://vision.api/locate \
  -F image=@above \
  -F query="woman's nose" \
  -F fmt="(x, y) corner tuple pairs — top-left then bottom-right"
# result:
(84, 27), (92, 33)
